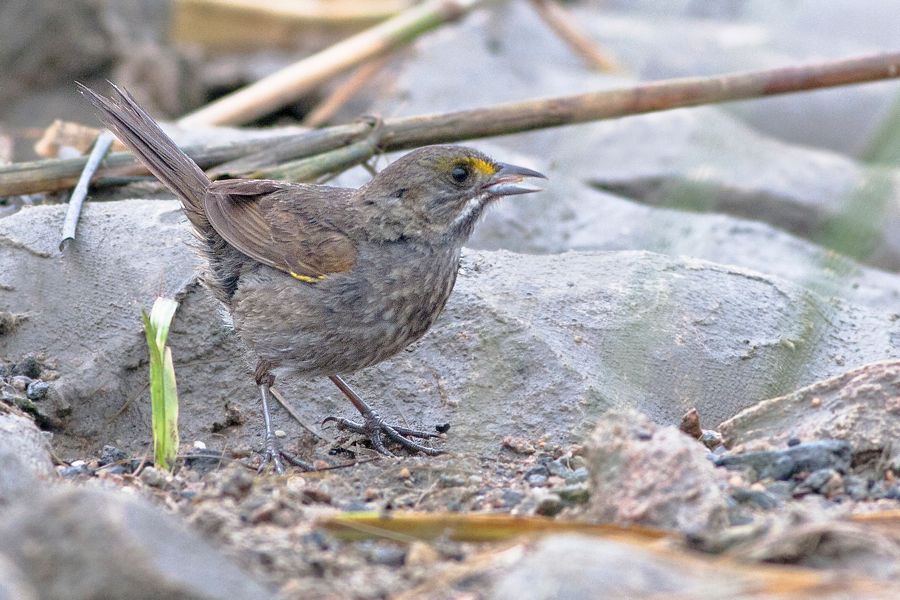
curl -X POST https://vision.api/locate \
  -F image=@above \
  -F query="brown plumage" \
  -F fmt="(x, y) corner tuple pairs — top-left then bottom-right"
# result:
(79, 83), (546, 473)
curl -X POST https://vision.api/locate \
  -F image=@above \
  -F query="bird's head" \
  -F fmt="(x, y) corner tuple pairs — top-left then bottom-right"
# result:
(357, 145), (546, 243)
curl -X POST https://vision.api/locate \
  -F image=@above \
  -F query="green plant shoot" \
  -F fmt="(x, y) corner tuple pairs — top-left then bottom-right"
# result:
(141, 297), (180, 471)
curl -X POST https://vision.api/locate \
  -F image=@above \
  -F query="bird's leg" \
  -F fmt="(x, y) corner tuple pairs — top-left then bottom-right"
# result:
(323, 374), (444, 456)
(255, 362), (315, 474)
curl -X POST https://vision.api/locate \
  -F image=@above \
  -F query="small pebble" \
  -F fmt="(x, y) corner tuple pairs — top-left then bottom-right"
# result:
(58, 464), (91, 478)
(534, 492), (563, 517)
(26, 380), (49, 400)
(566, 467), (589, 483)
(406, 541), (440, 566)
(9, 375), (31, 392)
(398, 467), (411, 479)
(439, 474), (466, 488)
(699, 430), (723, 449)
(502, 489), (524, 508)
(842, 475), (871, 500)
(730, 487), (779, 510)
(524, 465), (550, 487)
(546, 460), (571, 479)
(565, 452), (585, 467)
(795, 468), (843, 497)
(274, 429), (286, 438)
(502, 436), (536, 455)
(193, 440), (207, 450)
(99, 445), (128, 466)
(229, 445), (252, 459)
(364, 543), (406, 567)
(140, 466), (167, 488)
(102, 464), (129, 476)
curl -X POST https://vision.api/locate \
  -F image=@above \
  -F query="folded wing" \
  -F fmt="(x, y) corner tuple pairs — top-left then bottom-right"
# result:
(205, 179), (357, 282)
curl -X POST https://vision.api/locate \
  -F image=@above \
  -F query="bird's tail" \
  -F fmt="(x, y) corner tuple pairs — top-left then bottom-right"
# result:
(77, 83), (213, 238)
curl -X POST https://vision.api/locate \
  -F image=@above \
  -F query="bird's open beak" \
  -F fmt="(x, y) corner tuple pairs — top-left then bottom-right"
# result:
(482, 162), (547, 196)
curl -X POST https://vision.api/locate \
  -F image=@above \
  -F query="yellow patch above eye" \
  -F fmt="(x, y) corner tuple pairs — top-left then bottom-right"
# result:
(290, 272), (327, 283)
(467, 157), (497, 176)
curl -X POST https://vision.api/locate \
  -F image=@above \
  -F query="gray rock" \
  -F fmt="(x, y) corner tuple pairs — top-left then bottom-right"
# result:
(585, 411), (729, 533)
(0, 410), (55, 506)
(731, 519), (900, 581)
(714, 440), (852, 482)
(25, 380), (48, 400)
(514, 178), (900, 306)
(794, 469), (844, 497)
(576, 1), (900, 155)
(0, 200), (250, 459)
(489, 534), (748, 600)
(388, 1), (898, 157)
(729, 487), (780, 511)
(3, 201), (900, 459)
(719, 360), (900, 465)
(573, 112), (900, 271)
(0, 486), (274, 600)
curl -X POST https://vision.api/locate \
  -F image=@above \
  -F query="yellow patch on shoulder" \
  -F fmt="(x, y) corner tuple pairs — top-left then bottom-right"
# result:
(290, 272), (327, 283)
(467, 157), (497, 176)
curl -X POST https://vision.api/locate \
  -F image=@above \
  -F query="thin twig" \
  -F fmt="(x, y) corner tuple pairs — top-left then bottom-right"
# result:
(254, 117), (384, 180)
(3, 51), (899, 196)
(1, 129), (306, 195)
(269, 385), (333, 443)
(314, 456), (381, 472)
(59, 130), (115, 251)
(175, 0), (411, 28)
(302, 55), (393, 127)
(529, 0), (622, 72)
(178, 0), (483, 126)
(207, 123), (366, 178)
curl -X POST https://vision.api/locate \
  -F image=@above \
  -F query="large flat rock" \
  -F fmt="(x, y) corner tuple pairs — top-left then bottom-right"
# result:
(0, 486), (274, 600)
(2, 200), (898, 459)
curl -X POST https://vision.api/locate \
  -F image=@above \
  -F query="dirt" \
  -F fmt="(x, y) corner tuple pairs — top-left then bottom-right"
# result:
(53, 437), (585, 599)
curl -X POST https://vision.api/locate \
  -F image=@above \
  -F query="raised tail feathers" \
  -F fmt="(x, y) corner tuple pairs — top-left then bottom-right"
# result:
(77, 82), (213, 236)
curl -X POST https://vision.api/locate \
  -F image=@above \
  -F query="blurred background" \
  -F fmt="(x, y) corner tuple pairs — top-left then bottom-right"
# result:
(2, 0), (899, 159)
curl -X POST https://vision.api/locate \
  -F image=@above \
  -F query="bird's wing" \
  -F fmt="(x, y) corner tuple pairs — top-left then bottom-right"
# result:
(204, 179), (357, 282)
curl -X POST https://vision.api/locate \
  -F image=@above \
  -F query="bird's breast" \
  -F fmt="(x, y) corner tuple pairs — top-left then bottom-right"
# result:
(230, 241), (462, 376)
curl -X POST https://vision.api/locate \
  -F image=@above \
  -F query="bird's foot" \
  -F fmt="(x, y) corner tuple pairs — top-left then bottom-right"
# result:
(257, 431), (316, 475)
(323, 411), (444, 457)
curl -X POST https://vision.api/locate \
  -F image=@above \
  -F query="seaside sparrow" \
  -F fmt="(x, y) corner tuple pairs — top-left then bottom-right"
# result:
(80, 84), (546, 473)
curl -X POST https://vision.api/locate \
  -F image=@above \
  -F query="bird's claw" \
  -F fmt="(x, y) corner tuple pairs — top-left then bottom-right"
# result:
(323, 414), (443, 456)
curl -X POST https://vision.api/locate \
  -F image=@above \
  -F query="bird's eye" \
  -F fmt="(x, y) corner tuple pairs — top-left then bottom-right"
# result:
(451, 165), (470, 184)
